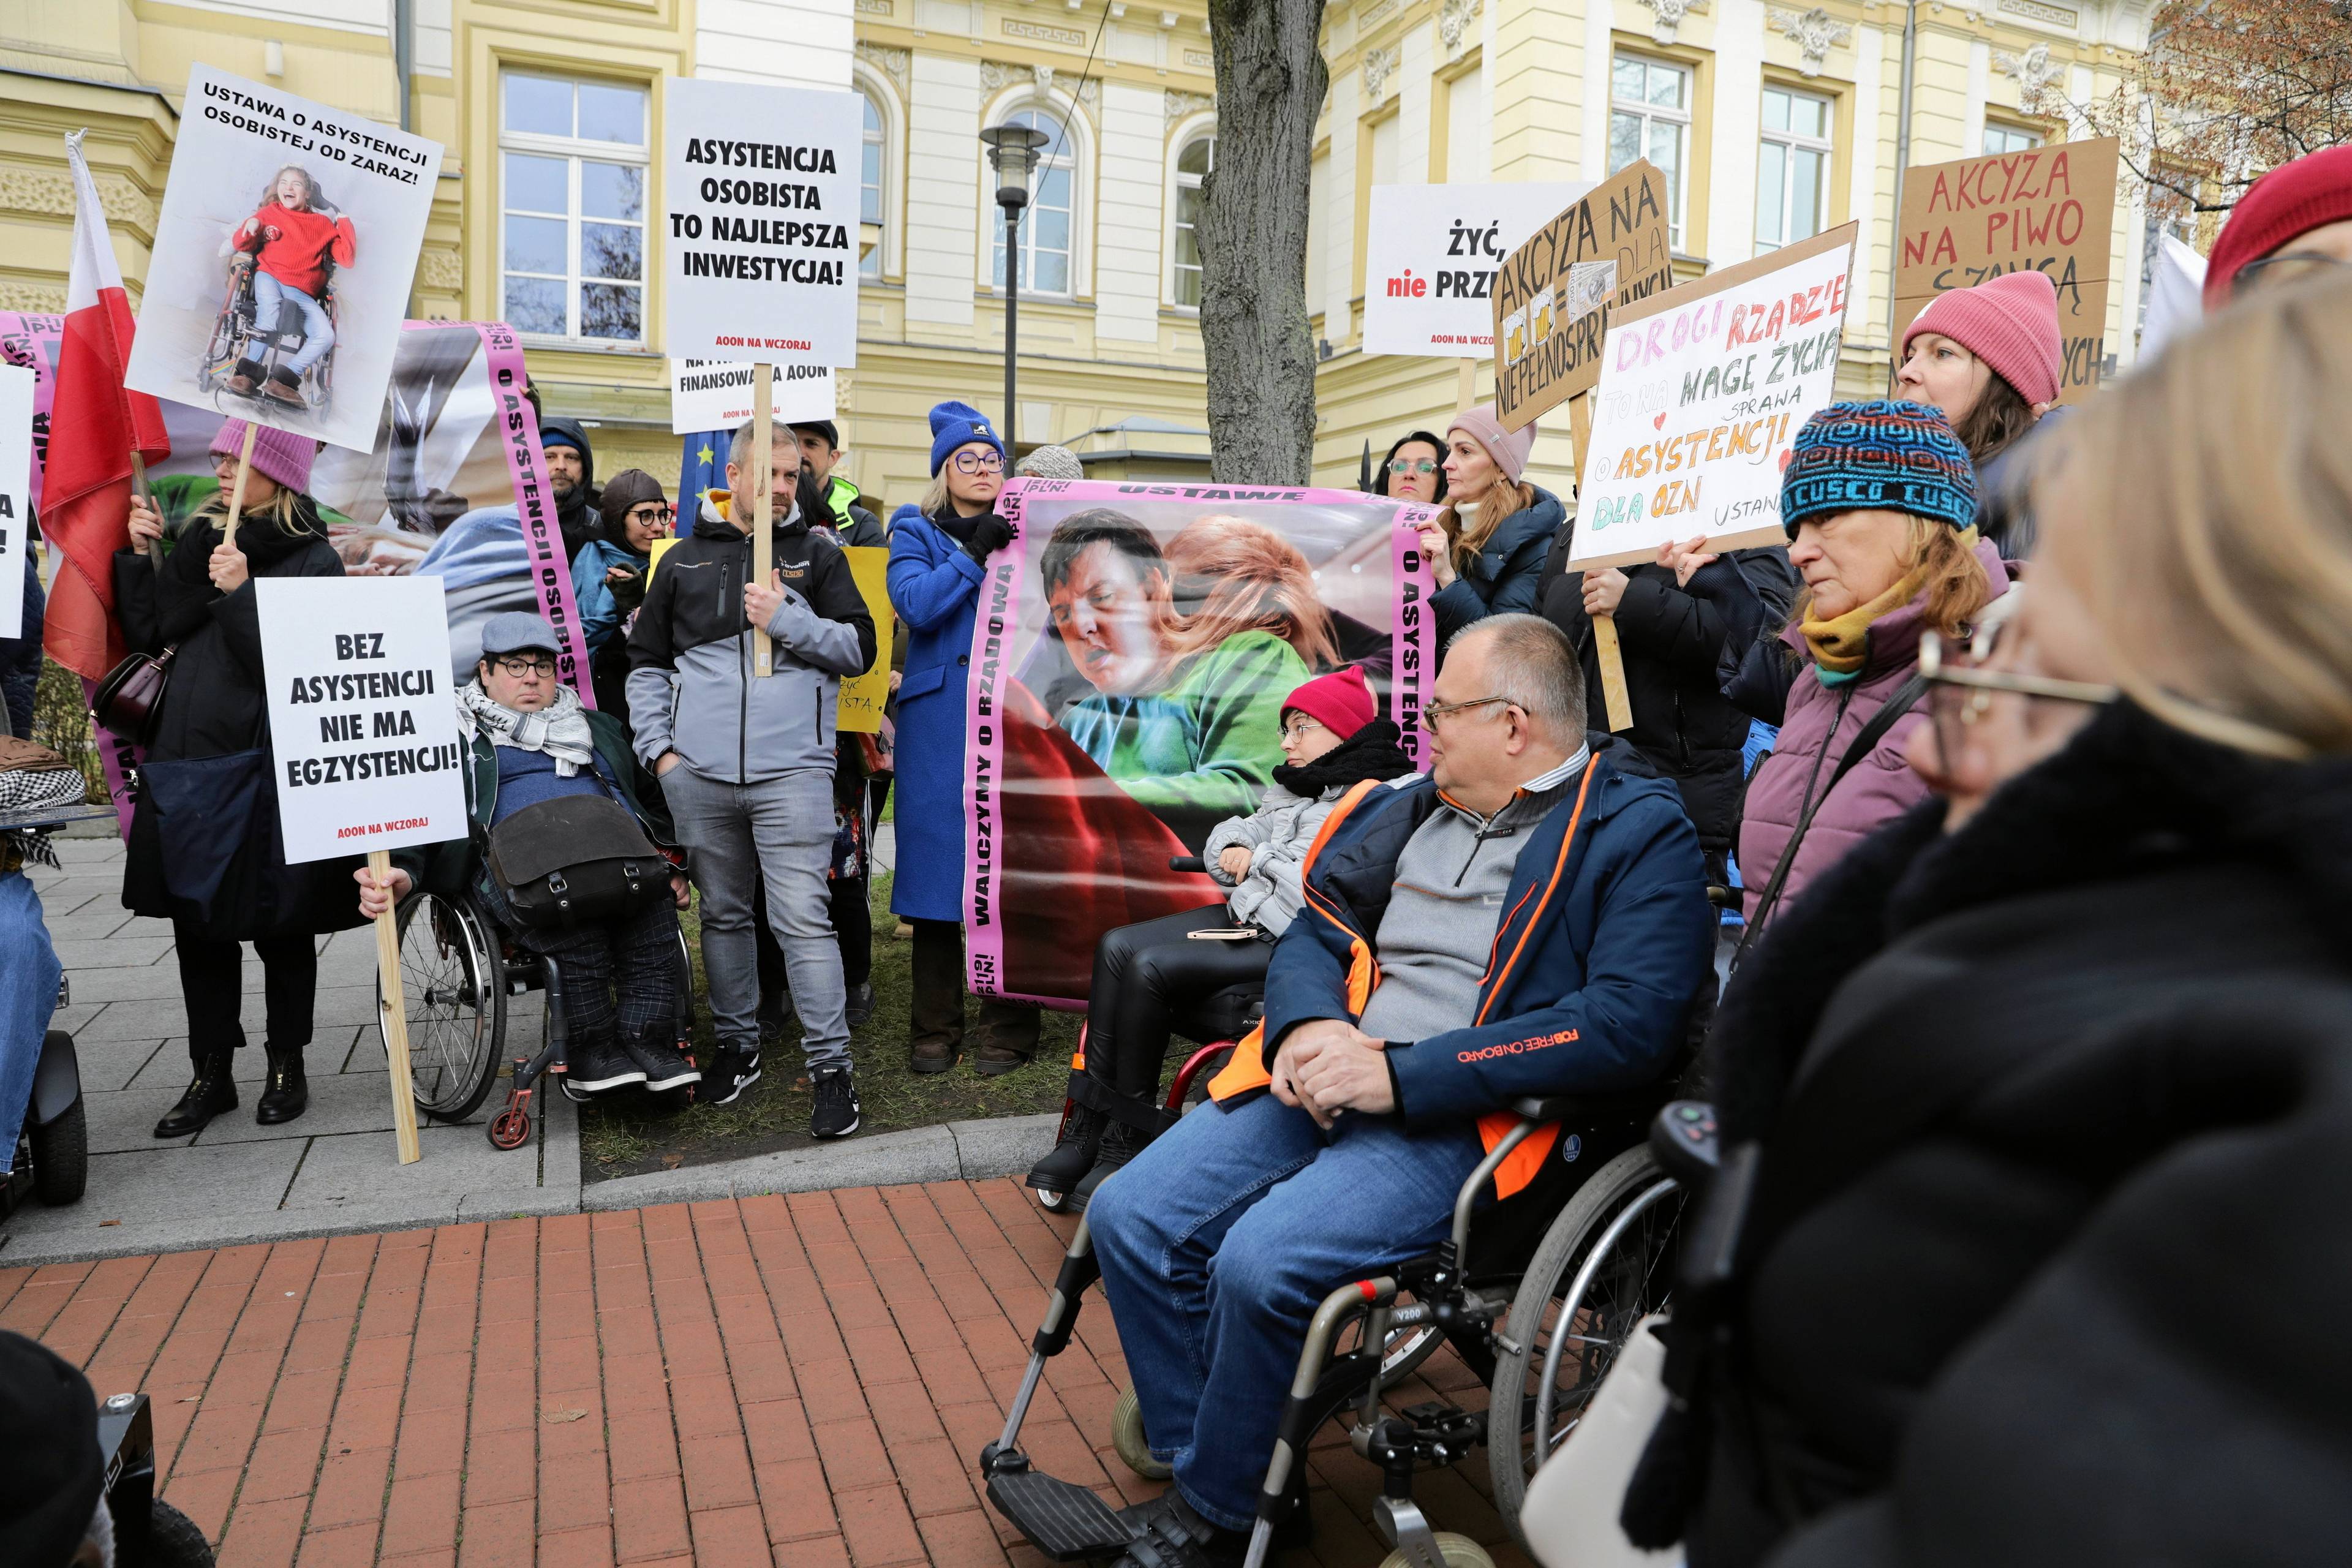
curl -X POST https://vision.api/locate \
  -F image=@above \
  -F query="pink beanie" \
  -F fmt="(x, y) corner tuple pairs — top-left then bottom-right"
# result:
(2204, 145), (2352, 309)
(1283, 665), (1377, 739)
(1901, 270), (2063, 407)
(1447, 404), (1537, 484)
(210, 418), (317, 496)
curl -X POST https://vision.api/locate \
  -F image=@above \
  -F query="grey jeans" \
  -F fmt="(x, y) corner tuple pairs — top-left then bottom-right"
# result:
(662, 763), (850, 1071)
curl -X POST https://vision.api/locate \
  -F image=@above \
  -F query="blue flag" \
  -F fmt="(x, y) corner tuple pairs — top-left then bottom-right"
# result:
(679, 430), (728, 522)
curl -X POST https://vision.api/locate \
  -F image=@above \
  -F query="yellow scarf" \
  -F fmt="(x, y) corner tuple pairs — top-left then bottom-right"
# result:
(1800, 526), (1978, 675)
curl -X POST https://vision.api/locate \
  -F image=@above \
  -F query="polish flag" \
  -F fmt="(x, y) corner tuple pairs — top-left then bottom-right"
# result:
(42, 128), (170, 682)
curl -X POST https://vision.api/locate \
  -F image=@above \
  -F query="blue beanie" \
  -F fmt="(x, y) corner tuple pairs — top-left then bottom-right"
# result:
(1780, 399), (1978, 538)
(928, 400), (1007, 476)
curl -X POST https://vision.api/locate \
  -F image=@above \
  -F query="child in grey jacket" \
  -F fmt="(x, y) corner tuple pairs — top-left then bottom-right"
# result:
(1027, 666), (1417, 1210)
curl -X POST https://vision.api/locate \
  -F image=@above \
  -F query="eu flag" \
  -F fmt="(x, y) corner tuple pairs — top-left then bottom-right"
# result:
(679, 430), (729, 523)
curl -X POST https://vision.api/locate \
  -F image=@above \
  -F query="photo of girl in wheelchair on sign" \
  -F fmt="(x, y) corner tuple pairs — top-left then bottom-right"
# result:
(199, 164), (352, 415)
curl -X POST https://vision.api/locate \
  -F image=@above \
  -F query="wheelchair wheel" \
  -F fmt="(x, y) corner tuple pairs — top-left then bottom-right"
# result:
(386, 891), (506, 1122)
(1486, 1145), (1683, 1548)
(1111, 1386), (1169, 1480)
(1378, 1532), (1493, 1568)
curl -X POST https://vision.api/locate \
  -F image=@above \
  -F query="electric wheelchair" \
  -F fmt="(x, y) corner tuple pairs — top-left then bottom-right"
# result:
(197, 253), (337, 414)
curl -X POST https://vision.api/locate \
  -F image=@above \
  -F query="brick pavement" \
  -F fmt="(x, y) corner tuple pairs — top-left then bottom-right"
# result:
(1, 1178), (1532, 1567)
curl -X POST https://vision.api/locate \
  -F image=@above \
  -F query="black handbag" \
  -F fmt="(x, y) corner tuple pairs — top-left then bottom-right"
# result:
(485, 793), (671, 930)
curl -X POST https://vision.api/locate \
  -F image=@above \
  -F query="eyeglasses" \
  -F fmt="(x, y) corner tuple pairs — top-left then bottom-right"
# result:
(1388, 458), (1439, 476)
(626, 505), (674, 526)
(1422, 694), (1517, 733)
(492, 655), (559, 679)
(2233, 252), (2352, 295)
(952, 450), (1006, 475)
(1919, 625), (2116, 771)
(1281, 714), (1325, 741)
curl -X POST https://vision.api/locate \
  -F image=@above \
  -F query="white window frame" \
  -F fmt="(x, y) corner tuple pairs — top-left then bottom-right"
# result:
(1608, 53), (1692, 251)
(1755, 85), (1834, 253)
(1167, 119), (1215, 312)
(1981, 121), (2043, 157)
(979, 90), (1091, 301)
(852, 64), (903, 281)
(497, 70), (650, 345)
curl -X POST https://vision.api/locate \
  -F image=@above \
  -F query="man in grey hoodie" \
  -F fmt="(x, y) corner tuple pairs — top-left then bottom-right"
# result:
(627, 418), (877, 1134)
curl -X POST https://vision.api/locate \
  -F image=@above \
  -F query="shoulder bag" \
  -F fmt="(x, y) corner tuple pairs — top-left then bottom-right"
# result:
(486, 793), (671, 930)
(93, 645), (175, 745)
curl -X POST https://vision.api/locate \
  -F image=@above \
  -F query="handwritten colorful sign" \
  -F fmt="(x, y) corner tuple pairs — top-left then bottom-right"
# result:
(1490, 160), (1677, 431)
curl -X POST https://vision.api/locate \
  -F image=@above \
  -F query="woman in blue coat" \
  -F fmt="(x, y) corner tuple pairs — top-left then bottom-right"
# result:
(888, 401), (1041, 1074)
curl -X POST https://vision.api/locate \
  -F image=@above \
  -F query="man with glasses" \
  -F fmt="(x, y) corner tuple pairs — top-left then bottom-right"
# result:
(628, 417), (878, 1133)
(2204, 145), (2352, 309)
(1085, 614), (1715, 1567)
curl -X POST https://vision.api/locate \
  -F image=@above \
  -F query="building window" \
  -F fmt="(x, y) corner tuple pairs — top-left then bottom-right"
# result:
(499, 72), (647, 342)
(1755, 86), (1832, 251)
(860, 89), (885, 279)
(1609, 54), (1691, 249)
(1172, 134), (1213, 309)
(990, 107), (1076, 296)
(1983, 121), (2041, 156)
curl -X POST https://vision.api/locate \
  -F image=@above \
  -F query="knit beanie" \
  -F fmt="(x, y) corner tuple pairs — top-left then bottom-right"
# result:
(1901, 270), (2063, 407)
(1447, 404), (1537, 484)
(2204, 145), (2352, 309)
(1015, 443), (1087, 481)
(598, 469), (668, 538)
(1781, 400), (1977, 538)
(1283, 665), (1376, 739)
(0, 1330), (102, 1568)
(927, 400), (1007, 476)
(211, 418), (315, 495)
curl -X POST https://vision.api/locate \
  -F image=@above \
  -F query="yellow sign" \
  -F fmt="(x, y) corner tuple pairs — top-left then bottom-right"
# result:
(643, 537), (893, 732)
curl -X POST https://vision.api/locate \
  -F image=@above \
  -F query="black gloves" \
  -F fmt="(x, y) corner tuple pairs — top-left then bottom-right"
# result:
(963, 516), (1014, 563)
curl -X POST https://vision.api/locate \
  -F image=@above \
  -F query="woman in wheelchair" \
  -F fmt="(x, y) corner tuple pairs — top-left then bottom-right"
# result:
(354, 614), (698, 1098)
(224, 165), (352, 407)
(1027, 665), (1415, 1211)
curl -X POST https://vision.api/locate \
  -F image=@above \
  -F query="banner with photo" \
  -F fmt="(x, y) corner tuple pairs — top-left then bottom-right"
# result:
(963, 479), (1436, 1006)
(0, 312), (61, 513)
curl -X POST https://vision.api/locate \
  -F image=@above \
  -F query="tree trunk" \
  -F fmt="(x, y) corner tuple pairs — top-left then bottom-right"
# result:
(1200, 0), (1328, 486)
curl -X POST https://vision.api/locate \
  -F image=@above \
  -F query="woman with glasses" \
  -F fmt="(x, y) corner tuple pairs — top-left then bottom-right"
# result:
(1634, 267), (2352, 1568)
(887, 399), (1041, 1075)
(1374, 430), (1449, 505)
(2202, 144), (2352, 311)
(571, 468), (674, 721)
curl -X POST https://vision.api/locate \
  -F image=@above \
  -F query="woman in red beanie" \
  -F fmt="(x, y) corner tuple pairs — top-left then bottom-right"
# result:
(1025, 665), (1415, 1211)
(1897, 269), (2065, 552)
(2202, 144), (2352, 309)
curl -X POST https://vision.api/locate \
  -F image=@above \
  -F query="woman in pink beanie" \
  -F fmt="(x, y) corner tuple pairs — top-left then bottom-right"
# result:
(1415, 403), (1564, 658)
(1898, 270), (2065, 552)
(2202, 145), (2352, 309)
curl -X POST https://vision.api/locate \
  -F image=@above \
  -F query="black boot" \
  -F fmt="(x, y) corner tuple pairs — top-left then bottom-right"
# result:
(155, 1048), (238, 1138)
(256, 1044), (309, 1125)
(1026, 1101), (1106, 1196)
(1071, 1112), (1157, 1213)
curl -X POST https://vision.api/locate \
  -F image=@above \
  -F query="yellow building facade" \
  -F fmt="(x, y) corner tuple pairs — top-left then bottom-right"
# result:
(1, 0), (2155, 507)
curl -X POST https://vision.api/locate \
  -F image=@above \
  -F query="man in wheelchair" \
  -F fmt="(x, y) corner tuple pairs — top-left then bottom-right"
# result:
(354, 614), (698, 1098)
(1086, 614), (1715, 1567)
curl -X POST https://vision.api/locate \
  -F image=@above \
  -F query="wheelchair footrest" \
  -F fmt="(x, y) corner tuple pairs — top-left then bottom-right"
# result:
(986, 1468), (1136, 1562)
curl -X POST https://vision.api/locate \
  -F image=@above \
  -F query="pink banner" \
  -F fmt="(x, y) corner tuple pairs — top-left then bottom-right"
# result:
(0, 312), (64, 513)
(467, 321), (595, 705)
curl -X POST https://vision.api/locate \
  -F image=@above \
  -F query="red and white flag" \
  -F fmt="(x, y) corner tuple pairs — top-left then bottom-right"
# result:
(42, 127), (170, 682)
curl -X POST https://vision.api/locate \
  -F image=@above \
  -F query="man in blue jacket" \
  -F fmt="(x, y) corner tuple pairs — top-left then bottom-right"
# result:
(1088, 613), (1715, 1567)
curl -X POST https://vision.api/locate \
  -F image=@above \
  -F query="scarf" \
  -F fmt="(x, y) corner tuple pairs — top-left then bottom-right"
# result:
(1799, 525), (1979, 675)
(456, 679), (597, 777)
(1272, 717), (1418, 795)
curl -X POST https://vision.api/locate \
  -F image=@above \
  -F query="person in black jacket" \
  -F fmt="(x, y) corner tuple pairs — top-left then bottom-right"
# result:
(114, 419), (357, 1138)
(539, 416), (602, 562)
(1417, 405), (1562, 654)
(1537, 520), (1797, 880)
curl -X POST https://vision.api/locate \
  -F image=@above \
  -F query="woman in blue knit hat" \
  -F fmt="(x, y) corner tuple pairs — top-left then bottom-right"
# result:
(886, 400), (1042, 1073)
(1668, 399), (2009, 935)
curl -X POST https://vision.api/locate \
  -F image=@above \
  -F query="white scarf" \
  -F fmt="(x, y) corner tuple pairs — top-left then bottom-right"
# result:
(457, 679), (597, 777)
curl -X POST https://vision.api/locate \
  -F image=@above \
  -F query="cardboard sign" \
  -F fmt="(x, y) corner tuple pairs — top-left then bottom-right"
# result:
(1894, 138), (2119, 404)
(1491, 162), (1678, 432)
(257, 576), (468, 864)
(124, 65), (444, 454)
(1570, 224), (1860, 571)
(668, 358), (836, 435)
(835, 545), (892, 733)
(662, 78), (862, 367)
(0, 366), (29, 638)
(1362, 183), (1591, 356)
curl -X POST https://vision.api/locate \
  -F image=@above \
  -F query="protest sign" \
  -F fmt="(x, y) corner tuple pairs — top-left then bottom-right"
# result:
(124, 65), (444, 454)
(0, 313), (59, 513)
(0, 365), (29, 638)
(669, 358), (835, 435)
(661, 78), (862, 366)
(1894, 138), (2119, 404)
(835, 545), (892, 733)
(1491, 161), (1678, 432)
(1570, 224), (1860, 572)
(963, 478), (1435, 1006)
(1363, 183), (1591, 357)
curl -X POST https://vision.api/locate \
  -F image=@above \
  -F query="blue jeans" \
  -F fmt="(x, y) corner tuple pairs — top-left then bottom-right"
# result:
(246, 271), (333, 373)
(1089, 1091), (1485, 1529)
(0, 873), (61, 1159)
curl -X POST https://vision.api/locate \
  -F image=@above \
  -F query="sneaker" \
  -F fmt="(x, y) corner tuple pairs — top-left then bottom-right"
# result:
(1071, 1115), (1155, 1213)
(621, 1034), (701, 1093)
(844, 981), (876, 1030)
(810, 1067), (861, 1139)
(1025, 1101), (1105, 1197)
(568, 1038), (647, 1094)
(704, 1045), (762, 1106)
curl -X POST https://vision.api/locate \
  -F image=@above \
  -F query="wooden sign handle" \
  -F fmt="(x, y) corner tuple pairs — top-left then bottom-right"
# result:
(1566, 391), (1634, 732)
(368, 850), (424, 1166)
(1457, 356), (1477, 413)
(224, 420), (259, 532)
(750, 366), (775, 679)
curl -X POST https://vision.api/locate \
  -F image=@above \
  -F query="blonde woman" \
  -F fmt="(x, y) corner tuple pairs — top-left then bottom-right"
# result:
(1652, 270), (2352, 1568)
(1166, 511), (1342, 672)
(1414, 404), (1562, 652)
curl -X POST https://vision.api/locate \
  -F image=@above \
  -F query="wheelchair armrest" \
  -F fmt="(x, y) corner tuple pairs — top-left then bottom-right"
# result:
(1169, 854), (1205, 873)
(1511, 1087), (1672, 1125)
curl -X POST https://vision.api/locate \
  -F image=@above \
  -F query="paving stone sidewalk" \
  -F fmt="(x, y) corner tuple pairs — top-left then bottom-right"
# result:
(0, 1179), (1535, 1567)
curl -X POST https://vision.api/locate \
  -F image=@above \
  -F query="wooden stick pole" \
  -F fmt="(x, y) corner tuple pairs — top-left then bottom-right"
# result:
(224, 420), (259, 531)
(130, 452), (163, 568)
(750, 366), (775, 679)
(1567, 392), (1634, 732)
(1456, 356), (1477, 413)
(368, 850), (424, 1166)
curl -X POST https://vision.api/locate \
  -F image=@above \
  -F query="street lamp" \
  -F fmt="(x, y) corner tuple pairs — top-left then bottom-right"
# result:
(979, 123), (1053, 454)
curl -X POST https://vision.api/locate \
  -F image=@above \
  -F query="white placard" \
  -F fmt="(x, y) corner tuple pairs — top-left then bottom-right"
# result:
(1569, 232), (1858, 570)
(257, 576), (468, 864)
(0, 366), (29, 639)
(124, 65), (444, 455)
(662, 78), (862, 367)
(1362, 183), (1592, 357)
(668, 358), (837, 435)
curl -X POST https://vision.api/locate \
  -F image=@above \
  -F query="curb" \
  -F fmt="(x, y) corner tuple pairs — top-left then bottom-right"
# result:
(0, 1112), (1060, 1268)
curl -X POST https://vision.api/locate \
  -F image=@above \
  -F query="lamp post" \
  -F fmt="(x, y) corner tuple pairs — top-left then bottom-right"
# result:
(979, 123), (1052, 454)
